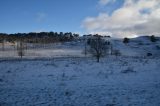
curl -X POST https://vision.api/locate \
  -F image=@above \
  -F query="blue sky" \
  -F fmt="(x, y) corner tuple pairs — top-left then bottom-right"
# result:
(0, 0), (159, 37)
(0, 0), (123, 34)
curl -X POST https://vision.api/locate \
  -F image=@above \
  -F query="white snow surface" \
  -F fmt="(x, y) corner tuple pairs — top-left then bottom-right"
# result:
(0, 56), (160, 106)
(0, 42), (85, 58)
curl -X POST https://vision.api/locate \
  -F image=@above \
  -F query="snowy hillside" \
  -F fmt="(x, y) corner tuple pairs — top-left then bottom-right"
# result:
(0, 36), (160, 59)
(110, 36), (160, 57)
(0, 36), (160, 106)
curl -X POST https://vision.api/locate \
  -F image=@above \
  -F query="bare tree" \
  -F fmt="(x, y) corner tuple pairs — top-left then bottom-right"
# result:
(83, 36), (88, 56)
(0, 36), (5, 51)
(89, 35), (109, 62)
(17, 38), (25, 58)
(2, 39), (5, 51)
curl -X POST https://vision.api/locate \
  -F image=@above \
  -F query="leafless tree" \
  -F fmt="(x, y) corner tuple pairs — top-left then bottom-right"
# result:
(0, 36), (5, 51)
(83, 36), (88, 56)
(17, 39), (25, 58)
(2, 39), (5, 51)
(89, 35), (109, 62)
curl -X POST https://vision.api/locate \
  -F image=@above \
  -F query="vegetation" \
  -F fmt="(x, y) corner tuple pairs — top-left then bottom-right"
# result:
(88, 34), (109, 62)
(123, 37), (130, 44)
(0, 32), (79, 44)
(150, 35), (156, 42)
(17, 40), (25, 58)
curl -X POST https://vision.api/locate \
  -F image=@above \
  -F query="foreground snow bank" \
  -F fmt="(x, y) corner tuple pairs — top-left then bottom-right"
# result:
(0, 56), (160, 106)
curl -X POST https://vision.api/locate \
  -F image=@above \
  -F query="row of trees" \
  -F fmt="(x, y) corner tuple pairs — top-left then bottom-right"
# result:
(0, 31), (79, 50)
(0, 32), (79, 44)
(0, 32), (79, 58)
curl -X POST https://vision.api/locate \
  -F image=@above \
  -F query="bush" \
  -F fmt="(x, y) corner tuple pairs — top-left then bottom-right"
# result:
(123, 37), (130, 44)
(150, 35), (156, 42)
(138, 42), (143, 45)
(156, 45), (160, 50)
(147, 53), (152, 56)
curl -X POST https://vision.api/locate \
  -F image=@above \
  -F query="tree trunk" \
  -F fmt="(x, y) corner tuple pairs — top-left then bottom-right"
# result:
(2, 41), (4, 51)
(97, 56), (100, 62)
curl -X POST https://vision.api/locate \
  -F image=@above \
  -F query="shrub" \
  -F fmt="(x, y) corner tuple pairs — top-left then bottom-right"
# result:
(123, 37), (130, 44)
(150, 35), (156, 42)
(147, 53), (152, 56)
(156, 45), (160, 50)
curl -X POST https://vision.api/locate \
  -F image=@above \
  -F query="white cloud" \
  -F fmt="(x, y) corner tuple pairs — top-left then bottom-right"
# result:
(82, 0), (160, 38)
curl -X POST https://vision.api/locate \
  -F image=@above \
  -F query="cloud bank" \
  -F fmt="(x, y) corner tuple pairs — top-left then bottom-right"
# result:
(82, 0), (160, 38)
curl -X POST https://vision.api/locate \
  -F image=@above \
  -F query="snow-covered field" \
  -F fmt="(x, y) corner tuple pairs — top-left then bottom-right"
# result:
(0, 56), (160, 106)
(0, 42), (85, 59)
(0, 49), (84, 59)
(0, 36), (160, 106)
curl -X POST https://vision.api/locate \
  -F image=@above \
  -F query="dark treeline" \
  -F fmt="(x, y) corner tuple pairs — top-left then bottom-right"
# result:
(0, 32), (79, 43)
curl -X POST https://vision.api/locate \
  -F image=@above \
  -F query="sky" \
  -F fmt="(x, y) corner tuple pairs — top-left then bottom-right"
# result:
(0, 0), (160, 38)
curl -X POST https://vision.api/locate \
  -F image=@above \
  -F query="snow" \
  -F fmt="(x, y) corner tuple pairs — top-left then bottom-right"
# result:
(0, 37), (160, 105)
(0, 42), (85, 59)
(0, 56), (160, 106)
(110, 36), (160, 57)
